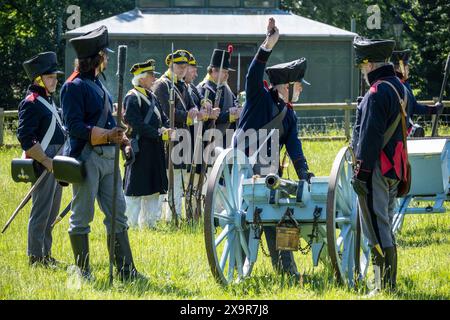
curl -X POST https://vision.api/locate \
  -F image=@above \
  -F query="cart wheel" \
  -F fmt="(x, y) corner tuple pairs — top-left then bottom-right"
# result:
(326, 146), (370, 286)
(204, 148), (257, 285)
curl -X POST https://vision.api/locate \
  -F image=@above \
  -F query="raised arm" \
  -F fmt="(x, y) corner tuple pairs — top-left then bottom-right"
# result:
(245, 18), (280, 104)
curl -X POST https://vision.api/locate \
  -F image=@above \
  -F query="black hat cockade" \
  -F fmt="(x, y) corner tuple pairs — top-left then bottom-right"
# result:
(23, 51), (64, 81)
(165, 49), (190, 66)
(391, 49), (411, 66)
(70, 25), (114, 59)
(130, 59), (160, 76)
(353, 36), (396, 65)
(265, 58), (310, 86)
(209, 46), (235, 71)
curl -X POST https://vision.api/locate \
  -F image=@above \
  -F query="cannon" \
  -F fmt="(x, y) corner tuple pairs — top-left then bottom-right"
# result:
(204, 146), (370, 287)
(393, 137), (450, 233)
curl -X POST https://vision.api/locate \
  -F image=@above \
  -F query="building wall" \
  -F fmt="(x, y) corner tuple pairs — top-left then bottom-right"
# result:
(64, 36), (358, 105)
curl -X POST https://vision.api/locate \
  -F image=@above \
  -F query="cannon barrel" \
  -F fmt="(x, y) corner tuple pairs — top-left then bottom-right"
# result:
(265, 174), (298, 196)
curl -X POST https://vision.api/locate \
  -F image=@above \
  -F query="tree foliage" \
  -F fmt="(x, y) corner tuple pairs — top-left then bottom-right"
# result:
(1, 0), (448, 109)
(0, 0), (134, 109)
(281, 0), (450, 100)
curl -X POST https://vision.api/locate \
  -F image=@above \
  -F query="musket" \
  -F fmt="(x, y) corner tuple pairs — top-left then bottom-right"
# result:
(185, 104), (204, 222)
(431, 53), (450, 137)
(108, 44), (127, 285)
(167, 43), (178, 226)
(50, 200), (71, 228)
(194, 48), (228, 221)
(1, 170), (49, 234)
(2, 141), (66, 234)
(237, 52), (241, 95)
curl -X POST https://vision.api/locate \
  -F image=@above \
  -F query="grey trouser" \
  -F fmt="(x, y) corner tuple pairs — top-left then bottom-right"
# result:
(28, 144), (62, 257)
(68, 146), (128, 235)
(363, 161), (399, 249)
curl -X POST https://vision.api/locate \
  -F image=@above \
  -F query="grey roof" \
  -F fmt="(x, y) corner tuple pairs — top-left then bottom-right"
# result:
(65, 8), (356, 39)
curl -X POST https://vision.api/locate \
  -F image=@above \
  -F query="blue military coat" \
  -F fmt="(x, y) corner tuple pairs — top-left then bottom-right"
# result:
(237, 47), (309, 176)
(352, 65), (414, 181)
(17, 85), (65, 151)
(60, 71), (116, 158)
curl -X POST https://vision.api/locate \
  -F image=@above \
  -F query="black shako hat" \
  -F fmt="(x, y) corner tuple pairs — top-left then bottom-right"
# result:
(391, 49), (411, 66)
(265, 58), (310, 86)
(209, 49), (235, 71)
(23, 51), (64, 80)
(353, 36), (396, 65)
(130, 59), (160, 76)
(70, 25), (114, 59)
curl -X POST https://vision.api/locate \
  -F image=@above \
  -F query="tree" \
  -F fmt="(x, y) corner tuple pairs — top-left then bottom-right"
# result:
(0, 0), (134, 110)
(281, 0), (450, 100)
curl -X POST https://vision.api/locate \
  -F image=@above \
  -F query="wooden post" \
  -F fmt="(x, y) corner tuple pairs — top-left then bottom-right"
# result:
(343, 100), (351, 141)
(344, 108), (350, 141)
(0, 108), (4, 146)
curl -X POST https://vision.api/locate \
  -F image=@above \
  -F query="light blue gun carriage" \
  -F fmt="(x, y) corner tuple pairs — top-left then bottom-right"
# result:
(204, 146), (369, 287)
(203, 138), (450, 287)
(393, 138), (450, 233)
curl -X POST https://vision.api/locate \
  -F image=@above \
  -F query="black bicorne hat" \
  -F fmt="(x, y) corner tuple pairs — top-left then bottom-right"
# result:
(165, 49), (190, 66)
(70, 25), (114, 59)
(188, 52), (202, 68)
(130, 59), (160, 76)
(209, 49), (235, 71)
(23, 51), (64, 80)
(391, 49), (411, 66)
(265, 58), (310, 86)
(353, 36), (396, 65)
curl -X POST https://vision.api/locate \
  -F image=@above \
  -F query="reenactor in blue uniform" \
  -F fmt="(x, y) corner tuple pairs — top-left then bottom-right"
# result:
(197, 48), (240, 141)
(123, 59), (172, 228)
(153, 49), (198, 219)
(236, 18), (313, 281)
(61, 26), (143, 281)
(17, 52), (65, 267)
(391, 49), (443, 136)
(351, 37), (413, 293)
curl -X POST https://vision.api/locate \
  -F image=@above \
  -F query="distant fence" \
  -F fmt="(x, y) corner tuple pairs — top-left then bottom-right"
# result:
(1, 100), (450, 145)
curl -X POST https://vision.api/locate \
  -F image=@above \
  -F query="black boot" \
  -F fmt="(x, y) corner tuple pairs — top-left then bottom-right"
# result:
(383, 246), (397, 292)
(43, 255), (61, 267)
(69, 234), (93, 281)
(29, 255), (46, 267)
(108, 230), (145, 282)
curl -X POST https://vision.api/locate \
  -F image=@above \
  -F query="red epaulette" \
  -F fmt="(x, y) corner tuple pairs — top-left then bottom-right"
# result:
(66, 71), (80, 83)
(369, 80), (382, 94)
(25, 92), (39, 102)
(263, 80), (270, 90)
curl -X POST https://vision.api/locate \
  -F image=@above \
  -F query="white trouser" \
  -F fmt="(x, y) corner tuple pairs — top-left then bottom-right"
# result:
(125, 194), (162, 228)
(161, 169), (189, 221)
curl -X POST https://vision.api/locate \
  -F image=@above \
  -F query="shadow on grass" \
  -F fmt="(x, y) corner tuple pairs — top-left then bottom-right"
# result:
(397, 223), (449, 248)
(393, 276), (449, 300)
(91, 273), (200, 298)
(226, 268), (350, 298)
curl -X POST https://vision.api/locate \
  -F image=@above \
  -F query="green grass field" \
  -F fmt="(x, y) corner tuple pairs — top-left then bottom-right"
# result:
(0, 139), (449, 300)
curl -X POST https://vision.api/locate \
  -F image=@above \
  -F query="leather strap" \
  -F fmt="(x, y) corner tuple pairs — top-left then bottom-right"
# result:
(378, 80), (408, 149)
(36, 97), (63, 152)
